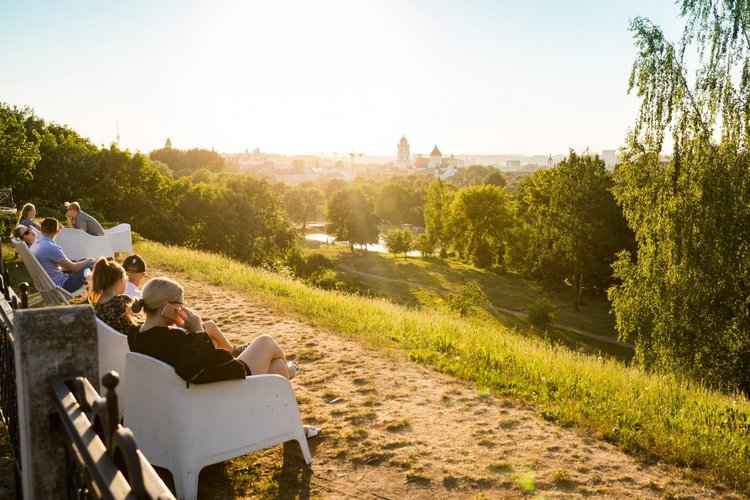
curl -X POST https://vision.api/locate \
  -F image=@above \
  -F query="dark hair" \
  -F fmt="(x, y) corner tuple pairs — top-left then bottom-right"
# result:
(88, 258), (126, 304)
(40, 217), (60, 235)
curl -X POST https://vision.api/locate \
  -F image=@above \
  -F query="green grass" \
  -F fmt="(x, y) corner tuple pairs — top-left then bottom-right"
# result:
(136, 240), (750, 494)
(302, 239), (623, 355)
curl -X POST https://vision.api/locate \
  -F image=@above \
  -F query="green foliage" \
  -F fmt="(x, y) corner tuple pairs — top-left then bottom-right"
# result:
(446, 184), (513, 268)
(149, 147), (226, 177)
(384, 228), (414, 259)
(413, 233), (435, 258)
(282, 182), (323, 230)
(526, 298), (557, 331)
(0, 103), (299, 270)
(511, 151), (633, 308)
(447, 279), (488, 317)
(611, 2), (750, 394)
(0, 213), (17, 238)
(0, 104), (40, 191)
(423, 179), (454, 258)
(326, 187), (379, 252)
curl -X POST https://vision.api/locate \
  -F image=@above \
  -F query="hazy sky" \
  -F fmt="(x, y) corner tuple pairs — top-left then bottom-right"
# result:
(1, 1), (683, 157)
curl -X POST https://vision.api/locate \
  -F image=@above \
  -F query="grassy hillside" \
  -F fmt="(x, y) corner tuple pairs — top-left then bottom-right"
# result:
(138, 240), (750, 494)
(303, 239), (631, 360)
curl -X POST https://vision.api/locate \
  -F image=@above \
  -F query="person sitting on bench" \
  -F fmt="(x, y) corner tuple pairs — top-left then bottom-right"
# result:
(64, 201), (105, 236)
(12, 224), (36, 247)
(32, 217), (95, 292)
(88, 258), (140, 334)
(17, 202), (42, 231)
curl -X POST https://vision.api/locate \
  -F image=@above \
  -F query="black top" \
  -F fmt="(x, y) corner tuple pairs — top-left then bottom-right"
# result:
(127, 325), (247, 384)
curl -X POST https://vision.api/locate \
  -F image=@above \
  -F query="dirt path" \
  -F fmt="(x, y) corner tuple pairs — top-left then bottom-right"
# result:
(166, 269), (739, 499)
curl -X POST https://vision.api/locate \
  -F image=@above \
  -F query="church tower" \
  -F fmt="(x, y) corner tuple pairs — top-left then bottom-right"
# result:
(397, 135), (410, 170)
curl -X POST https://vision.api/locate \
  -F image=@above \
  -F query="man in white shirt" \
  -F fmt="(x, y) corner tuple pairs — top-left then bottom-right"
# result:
(123, 254), (146, 298)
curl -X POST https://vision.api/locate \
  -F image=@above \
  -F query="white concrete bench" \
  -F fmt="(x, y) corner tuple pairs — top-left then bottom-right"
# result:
(122, 351), (312, 500)
(104, 223), (133, 254)
(56, 228), (114, 261)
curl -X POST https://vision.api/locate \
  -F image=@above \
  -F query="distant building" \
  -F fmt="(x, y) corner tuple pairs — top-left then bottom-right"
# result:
(165, 138), (172, 149)
(601, 150), (618, 169)
(397, 136), (410, 170)
(506, 159), (521, 168)
(429, 145), (442, 169)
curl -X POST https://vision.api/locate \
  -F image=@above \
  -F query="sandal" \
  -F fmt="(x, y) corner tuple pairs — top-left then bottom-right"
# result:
(288, 360), (301, 378)
(304, 425), (321, 439)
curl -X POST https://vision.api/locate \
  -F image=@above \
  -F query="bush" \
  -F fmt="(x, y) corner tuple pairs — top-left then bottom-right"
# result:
(448, 280), (488, 317)
(527, 298), (557, 330)
(0, 213), (17, 239)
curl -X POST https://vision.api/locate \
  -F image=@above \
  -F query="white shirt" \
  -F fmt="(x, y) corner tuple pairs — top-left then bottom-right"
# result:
(125, 281), (142, 299)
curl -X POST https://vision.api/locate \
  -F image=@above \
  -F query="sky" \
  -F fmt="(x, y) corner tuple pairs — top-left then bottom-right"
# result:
(0, 1), (684, 157)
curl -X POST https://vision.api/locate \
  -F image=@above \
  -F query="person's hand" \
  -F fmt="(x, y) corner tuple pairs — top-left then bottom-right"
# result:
(179, 307), (204, 333)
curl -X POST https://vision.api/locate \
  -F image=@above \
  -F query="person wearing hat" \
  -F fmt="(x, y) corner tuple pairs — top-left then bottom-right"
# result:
(123, 254), (146, 298)
(64, 201), (105, 236)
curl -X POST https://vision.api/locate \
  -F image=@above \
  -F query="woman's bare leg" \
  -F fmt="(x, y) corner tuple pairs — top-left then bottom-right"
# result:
(238, 334), (291, 378)
(202, 320), (233, 351)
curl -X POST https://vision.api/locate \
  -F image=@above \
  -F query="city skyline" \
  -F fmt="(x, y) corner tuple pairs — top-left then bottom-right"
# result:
(1, 1), (683, 156)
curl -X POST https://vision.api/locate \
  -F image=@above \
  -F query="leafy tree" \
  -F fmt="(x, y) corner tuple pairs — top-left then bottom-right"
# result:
(484, 170), (506, 187)
(150, 147), (225, 177)
(0, 104), (40, 193)
(511, 151), (632, 309)
(414, 233), (435, 258)
(326, 187), (379, 252)
(423, 179), (454, 258)
(610, 1), (750, 394)
(377, 183), (410, 225)
(385, 228), (414, 260)
(283, 182), (323, 231)
(446, 184), (513, 269)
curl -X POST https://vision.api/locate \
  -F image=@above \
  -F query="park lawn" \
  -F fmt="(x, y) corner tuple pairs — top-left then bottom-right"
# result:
(303, 238), (617, 340)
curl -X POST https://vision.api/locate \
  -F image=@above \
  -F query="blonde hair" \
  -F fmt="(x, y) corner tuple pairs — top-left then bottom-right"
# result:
(131, 277), (184, 316)
(17, 203), (36, 225)
(88, 258), (126, 304)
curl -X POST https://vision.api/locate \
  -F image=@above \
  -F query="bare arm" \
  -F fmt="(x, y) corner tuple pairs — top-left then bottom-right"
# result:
(58, 257), (93, 272)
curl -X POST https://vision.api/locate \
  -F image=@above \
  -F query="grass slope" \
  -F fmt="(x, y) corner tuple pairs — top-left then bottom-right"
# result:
(138, 240), (750, 494)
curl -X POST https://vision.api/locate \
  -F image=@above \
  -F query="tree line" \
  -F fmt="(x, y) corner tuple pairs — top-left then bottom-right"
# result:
(0, 103), (297, 268)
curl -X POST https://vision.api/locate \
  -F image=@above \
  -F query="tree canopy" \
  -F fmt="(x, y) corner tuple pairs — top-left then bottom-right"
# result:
(610, 1), (750, 394)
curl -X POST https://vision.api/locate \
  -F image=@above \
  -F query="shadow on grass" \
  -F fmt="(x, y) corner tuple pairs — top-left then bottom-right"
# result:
(194, 439), (317, 499)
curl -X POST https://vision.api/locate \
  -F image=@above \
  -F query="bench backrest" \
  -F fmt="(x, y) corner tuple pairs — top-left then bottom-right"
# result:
(104, 223), (133, 254)
(11, 237), (72, 306)
(96, 318), (129, 389)
(56, 228), (114, 261)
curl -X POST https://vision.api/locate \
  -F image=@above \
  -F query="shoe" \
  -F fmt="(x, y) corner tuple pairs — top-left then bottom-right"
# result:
(304, 425), (321, 438)
(288, 360), (301, 378)
(232, 342), (250, 356)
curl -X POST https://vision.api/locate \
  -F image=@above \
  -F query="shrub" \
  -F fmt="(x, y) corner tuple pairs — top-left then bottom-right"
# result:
(448, 280), (488, 317)
(527, 298), (557, 330)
